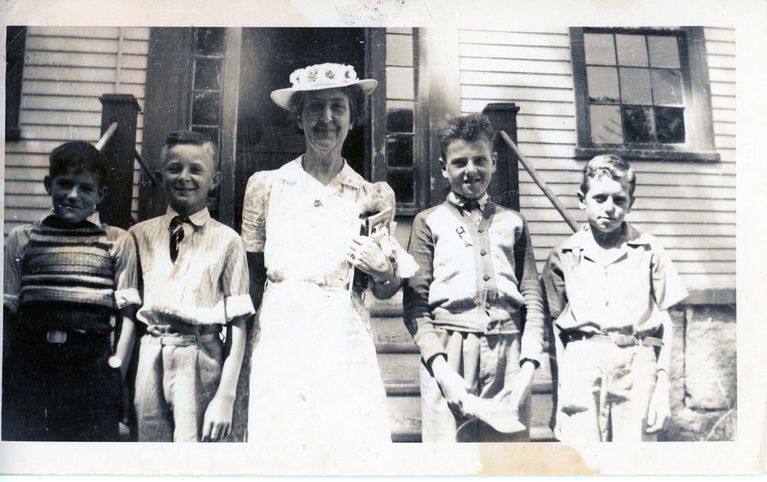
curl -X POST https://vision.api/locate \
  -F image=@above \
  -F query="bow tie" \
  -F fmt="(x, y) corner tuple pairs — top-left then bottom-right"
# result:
(460, 200), (482, 213)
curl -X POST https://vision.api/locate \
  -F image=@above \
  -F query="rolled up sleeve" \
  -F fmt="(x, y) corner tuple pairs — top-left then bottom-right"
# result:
(111, 228), (141, 310)
(4, 226), (29, 314)
(222, 236), (256, 322)
(650, 239), (689, 310)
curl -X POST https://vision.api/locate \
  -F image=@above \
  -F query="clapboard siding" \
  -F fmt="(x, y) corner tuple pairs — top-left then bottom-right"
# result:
(4, 26), (149, 233)
(458, 27), (735, 291)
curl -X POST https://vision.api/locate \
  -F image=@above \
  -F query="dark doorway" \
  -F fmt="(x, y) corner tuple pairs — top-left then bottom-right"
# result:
(234, 28), (367, 231)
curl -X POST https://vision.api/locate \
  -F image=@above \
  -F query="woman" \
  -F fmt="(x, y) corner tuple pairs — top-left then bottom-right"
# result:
(241, 63), (412, 455)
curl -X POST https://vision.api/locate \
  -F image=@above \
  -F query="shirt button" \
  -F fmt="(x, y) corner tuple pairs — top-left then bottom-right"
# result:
(314, 200), (322, 207)
(485, 303), (492, 310)
(478, 228), (484, 233)
(480, 249), (487, 256)
(605, 300), (610, 307)
(483, 274), (490, 281)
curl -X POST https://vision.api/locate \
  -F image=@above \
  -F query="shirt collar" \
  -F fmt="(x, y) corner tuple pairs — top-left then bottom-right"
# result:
(447, 191), (489, 210)
(561, 222), (650, 256)
(164, 206), (211, 228)
(42, 209), (104, 230)
(282, 156), (363, 191)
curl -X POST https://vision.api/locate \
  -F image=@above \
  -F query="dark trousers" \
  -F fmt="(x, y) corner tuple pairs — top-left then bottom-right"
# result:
(2, 328), (121, 441)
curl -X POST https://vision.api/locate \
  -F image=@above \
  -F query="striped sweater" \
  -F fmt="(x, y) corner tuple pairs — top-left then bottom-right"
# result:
(4, 215), (141, 334)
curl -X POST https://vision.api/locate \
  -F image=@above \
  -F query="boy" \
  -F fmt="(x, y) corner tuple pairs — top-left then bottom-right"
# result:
(130, 130), (254, 442)
(3, 141), (140, 441)
(403, 114), (545, 442)
(541, 154), (688, 443)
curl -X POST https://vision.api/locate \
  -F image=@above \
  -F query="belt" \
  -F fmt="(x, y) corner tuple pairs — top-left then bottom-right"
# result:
(561, 330), (663, 348)
(43, 329), (109, 345)
(144, 323), (222, 345)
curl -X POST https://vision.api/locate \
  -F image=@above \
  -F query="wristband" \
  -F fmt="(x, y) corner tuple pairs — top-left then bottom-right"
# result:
(424, 353), (447, 377)
(375, 255), (398, 285)
(520, 358), (540, 369)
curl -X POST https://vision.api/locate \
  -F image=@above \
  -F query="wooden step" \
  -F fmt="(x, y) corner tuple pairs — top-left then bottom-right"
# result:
(365, 290), (404, 317)
(376, 351), (555, 393)
(370, 316), (418, 353)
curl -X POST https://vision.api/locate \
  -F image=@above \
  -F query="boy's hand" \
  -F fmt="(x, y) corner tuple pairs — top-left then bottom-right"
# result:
(646, 371), (671, 434)
(431, 356), (470, 416)
(500, 360), (536, 410)
(201, 394), (234, 442)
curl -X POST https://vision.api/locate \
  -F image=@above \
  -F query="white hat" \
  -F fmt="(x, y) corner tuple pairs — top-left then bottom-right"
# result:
(270, 63), (378, 110)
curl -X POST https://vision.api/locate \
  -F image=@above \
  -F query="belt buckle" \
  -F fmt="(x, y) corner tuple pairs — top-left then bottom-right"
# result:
(609, 332), (637, 347)
(46, 330), (67, 344)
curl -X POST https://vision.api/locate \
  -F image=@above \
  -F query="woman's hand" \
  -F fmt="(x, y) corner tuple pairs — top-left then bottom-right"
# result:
(348, 235), (394, 283)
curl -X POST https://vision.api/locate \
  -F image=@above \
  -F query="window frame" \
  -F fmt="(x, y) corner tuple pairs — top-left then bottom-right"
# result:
(570, 26), (720, 162)
(368, 27), (428, 216)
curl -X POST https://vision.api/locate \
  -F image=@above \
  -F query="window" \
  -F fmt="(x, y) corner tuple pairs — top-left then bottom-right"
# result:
(189, 27), (225, 156)
(190, 27), (226, 217)
(370, 28), (427, 214)
(5, 26), (26, 141)
(570, 27), (719, 161)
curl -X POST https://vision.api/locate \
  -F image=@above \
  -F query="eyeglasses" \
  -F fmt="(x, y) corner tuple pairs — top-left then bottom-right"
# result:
(302, 99), (349, 119)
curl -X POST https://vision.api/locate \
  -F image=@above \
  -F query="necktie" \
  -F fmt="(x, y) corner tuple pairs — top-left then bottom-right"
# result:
(169, 215), (188, 263)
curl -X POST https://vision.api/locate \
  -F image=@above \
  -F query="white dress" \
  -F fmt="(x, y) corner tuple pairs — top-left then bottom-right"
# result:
(241, 158), (392, 456)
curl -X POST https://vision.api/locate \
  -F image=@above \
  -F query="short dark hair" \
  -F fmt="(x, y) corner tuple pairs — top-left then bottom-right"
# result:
(161, 129), (216, 164)
(580, 154), (637, 199)
(49, 141), (108, 186)
(288, 84), (368, 130)
(438, 113), (495, 160)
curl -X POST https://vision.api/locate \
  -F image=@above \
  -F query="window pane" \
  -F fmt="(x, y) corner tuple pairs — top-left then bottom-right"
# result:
(587, 66), (619, 103)
(194, 58), (222, 91)
(616, 34), (648, 67)
(622, 105), (654, 143)
(584, 33), (616, 65)
(191, 91), (221, 125)
(619, 67), (653, 104)
(386, 103), (414, 132)
(196, 27), (225, 55)
(589, 105), (623, 144)
(655, 106), (686, 143)
(651, 69), (683, 105)
(648, 35), (680, 68)
(386, 66), (415, 100)
(191, 126), (219, 148)
(386, 32), (413, 67)
(387, 170), (415, 203)
(386, 135), (414, 167)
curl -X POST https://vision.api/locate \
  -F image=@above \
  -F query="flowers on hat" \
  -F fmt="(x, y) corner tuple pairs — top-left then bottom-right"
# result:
(289, 63), (359, 89)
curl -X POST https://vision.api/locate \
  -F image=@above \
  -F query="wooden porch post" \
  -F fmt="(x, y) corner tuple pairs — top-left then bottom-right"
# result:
(98, 94), (141, 229)
(483, 103), (521, 211)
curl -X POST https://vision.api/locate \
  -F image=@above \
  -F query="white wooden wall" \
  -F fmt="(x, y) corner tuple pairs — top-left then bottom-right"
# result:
(4, 26), (150, 234)
(458, 27), (736, 291)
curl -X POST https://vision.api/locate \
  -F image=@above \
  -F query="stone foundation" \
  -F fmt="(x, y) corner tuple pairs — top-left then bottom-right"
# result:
(662, 302), (737, 441)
